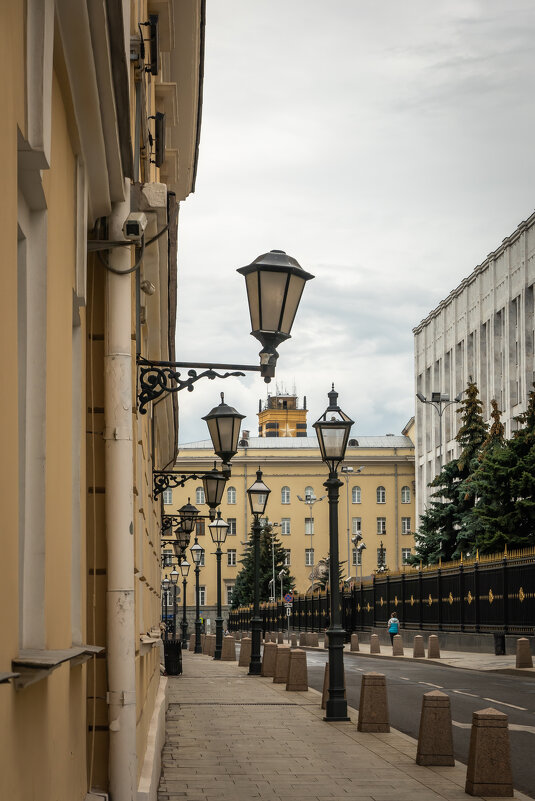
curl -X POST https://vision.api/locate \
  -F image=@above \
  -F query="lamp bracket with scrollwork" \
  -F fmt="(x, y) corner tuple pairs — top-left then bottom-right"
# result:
(137, 357), (262, 414)
(154, 468), (230, 499)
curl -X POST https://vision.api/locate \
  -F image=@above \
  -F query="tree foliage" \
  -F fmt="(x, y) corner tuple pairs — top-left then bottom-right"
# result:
(231, 522), (295, 608)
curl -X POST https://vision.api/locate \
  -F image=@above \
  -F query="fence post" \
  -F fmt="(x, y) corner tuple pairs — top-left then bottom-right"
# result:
(437, 567), (442, 631)
(386, 574), (390, 615)
(503, 556), (509, 634)
(459, 563), (465, 631)
(400, 572), (406, 629)
(418, 567), (423, 629)
(372, 575), (376, 628)
(474, 561), (480, 633)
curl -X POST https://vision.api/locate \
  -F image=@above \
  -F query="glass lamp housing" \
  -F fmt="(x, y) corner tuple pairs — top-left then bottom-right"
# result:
(313, 385), (354, 473)
(179, 500), (199, 533)
(202, 394), (245, 465)
(246, 468), (271, 517)
(208, 512), (229, 544)
(180, 558), (191, 577)
(174, 526), (191, 553)
(190, 541), (204, 566)
(170, 569), (179, 585)
(162, 577), (170, 590)
(202, 465), (227, 510)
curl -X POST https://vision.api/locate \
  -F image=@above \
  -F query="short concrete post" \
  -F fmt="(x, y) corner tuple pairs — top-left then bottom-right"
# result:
(321, 661), (346, 709)
(299, 632), (308, 647)
(428, 634), (440, 659)
(286, 648), (308, 691)
(210, 634), (216, 656)
(238, 636), (251, 667)
(357, 673), (389, 732)
(516, 637), (533, 668)
(413, 635), (425, 658)
(465, 708), (513, 797)
(234, 631), (241, 641)
(277, 631), (284, 644)
(261, 642), (277, 677)
(370, 634), (381, 654)
(392, 634), (404, 656)
(309, 632), (319, 647)
(350, 633), (359, 652)
(221, 635), (236, 661)
(324, 632), (329, 649)
(201, 633), (206, 652)
(290, 633), (298, 648)
(273, 645), (291, 684)
(189, 634), (195, 651)
(416, 691), (455, 766)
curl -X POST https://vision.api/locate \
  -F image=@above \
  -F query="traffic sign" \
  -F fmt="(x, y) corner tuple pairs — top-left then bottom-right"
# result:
(286, 607), (291, 617)
(284, 593), (293, 603)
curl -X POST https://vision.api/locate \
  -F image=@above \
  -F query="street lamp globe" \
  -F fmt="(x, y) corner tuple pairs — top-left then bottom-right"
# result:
(174, 525), (191, 553)
(179, 558), (190, 578)
(313, 385), (354, 473)
(202, 394), (245, 468)
(208, 511), (229, 544)
(237, 249), (314, 381)
(190, 540), (204, 566)
(170, 568), (179, 585)
(162, 577), (170, 590)
(179, 499), (199, 534)
(201, 463), (228, 516)
(246, 468), (271, 517)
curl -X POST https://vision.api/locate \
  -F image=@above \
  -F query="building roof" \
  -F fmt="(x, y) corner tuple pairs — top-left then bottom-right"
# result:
(178, 435), (413, 451)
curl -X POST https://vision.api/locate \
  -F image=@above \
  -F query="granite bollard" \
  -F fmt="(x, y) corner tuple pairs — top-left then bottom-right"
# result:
(516, 637), (533, 668)
(350, 633), (359, 652)
(238, 636), (251, 667)
(413, 635), (425, 658)
(221, 635), (236, 661)
(277, 631), (284, 644)
(416, 691), (455, 766)
(308, 632), (319, 647)
(286, 648), (308, 691)
(357, 672), (389, 732)
(370, 634), (381, 654)
(465, 708), (513, 797)
(261, 641), (277, 677)
(428, 634), (440, 659)
(201, 634), (209, 655)
(392, 634), (404, 656)
(290, 633), (298, 648)
(299, 632), (308, 647)
(234, 631), (241, 641)
(209, 634), (216, 657)
(189, 634), (195, 652)
(273, 645), (291, 684)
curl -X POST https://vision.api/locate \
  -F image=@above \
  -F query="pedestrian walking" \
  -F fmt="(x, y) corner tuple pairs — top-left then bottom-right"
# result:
(387, 612), (399, 645)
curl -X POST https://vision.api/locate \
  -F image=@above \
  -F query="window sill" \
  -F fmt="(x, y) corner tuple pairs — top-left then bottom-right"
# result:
(12, 645), (105, 690)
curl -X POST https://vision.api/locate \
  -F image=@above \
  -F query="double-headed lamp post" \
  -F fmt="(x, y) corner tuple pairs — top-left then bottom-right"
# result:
(179, 558), (190, 647)
(313, 385), (354, 722)
(246, 468), (271, 675)
(208, 511), (229, 660)
(190, 539), (204, 654)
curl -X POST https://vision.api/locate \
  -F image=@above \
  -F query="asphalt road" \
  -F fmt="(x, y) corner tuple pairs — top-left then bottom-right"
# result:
(305, 650), (535, 798)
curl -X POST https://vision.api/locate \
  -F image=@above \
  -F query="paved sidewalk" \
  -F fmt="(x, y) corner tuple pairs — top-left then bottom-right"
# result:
(158, 650), (530, 801)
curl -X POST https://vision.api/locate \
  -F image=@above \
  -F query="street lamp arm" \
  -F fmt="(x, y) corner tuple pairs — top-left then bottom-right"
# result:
(153, 469), (229, 498)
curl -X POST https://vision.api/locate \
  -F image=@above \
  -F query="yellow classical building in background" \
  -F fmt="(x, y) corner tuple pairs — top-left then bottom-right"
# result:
(164, 392), (415, 631)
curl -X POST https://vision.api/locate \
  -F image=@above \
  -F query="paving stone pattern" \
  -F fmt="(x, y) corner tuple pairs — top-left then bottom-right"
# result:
(158, 651), (527, 801)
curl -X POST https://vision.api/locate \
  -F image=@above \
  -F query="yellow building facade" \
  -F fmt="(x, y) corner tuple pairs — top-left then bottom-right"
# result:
(165, 411), (415, 629)
(1, 2), (204, 800)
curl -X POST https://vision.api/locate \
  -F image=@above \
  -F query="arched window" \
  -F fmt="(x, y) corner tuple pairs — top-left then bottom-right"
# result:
(195, 486), (205, 505)
(227, 486), (236, 504)
(281, 486), (290, 504)
(401, 486), (411, 503)
(376, 486), (386, 504)
(304, 486), (314, 500)
(352, 486), (361, 504)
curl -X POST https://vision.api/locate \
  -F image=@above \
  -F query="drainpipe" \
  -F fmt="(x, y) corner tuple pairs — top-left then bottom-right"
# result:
(104, 184), (137, 801)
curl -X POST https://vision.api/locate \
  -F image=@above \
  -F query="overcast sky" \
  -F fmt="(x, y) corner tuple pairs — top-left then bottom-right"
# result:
(175, 0), (535, 445)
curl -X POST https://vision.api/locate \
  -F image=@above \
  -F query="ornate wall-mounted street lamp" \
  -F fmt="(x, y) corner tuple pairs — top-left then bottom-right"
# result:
(246, 468), (271, 675)
(138, 250), (314, 412)
(313, 385), (354, 722)
(179, 558), (190, 648)
(190, 539), (204, 654)
(203, 394), (245, 471)
(208, 511), (229, 660)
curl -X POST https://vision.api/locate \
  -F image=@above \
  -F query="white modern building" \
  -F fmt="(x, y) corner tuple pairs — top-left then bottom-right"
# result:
(414, 210), (535, 517)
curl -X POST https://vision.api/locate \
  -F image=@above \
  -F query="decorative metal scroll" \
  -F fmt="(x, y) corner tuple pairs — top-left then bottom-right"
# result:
(153, 471), (205, 498)
(137, 357), (255, 414)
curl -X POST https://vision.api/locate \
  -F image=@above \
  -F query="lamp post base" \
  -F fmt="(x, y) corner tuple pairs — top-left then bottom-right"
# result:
(181, 620), (188, 649)
(248, 615), (262, 675)
(325, 625), (349, 722)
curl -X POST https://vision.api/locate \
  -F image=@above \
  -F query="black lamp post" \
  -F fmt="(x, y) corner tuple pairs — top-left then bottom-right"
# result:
(170, 568), (179, 638)
(190, 539), (204, 654)
(161, 576), (170, 640)
(180, 558), (190, 647)
(209, 511), (229, 660)
(313, 385), (354, 722)
(246, 468), (271, 675)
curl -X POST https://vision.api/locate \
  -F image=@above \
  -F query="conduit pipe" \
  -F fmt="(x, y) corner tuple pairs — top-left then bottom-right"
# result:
(105, 182), (137, 801)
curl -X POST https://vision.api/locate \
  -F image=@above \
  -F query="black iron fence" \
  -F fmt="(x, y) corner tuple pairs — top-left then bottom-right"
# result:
(229, 549), (535, 636)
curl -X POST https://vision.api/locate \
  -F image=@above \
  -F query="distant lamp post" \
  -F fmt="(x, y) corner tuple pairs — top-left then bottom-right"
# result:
(190, 539), (204, 654)
(179, 558), (190, 648)
(170, 568), (179, 638)
(278, 567), (287, 601)
(208, 511), (229, 660)
(161, 576), (170, 640)
(313, 384), (354, 722)
(416, 391), (462, 469)
(238, 250), (314, 381)
(246, 468), (271, 675)
(202, 394), (246, 473)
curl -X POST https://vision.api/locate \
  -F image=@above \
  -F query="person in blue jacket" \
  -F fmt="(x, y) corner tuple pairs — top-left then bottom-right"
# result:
(387, 612), (399, 645)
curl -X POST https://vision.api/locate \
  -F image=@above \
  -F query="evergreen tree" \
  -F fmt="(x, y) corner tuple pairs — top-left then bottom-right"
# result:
(231, 522), (295, 608)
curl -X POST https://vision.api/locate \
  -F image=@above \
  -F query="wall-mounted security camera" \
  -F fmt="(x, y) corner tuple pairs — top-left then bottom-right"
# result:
(123, 212), (148, 241)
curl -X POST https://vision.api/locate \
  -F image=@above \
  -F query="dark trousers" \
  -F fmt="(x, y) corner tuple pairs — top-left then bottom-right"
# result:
(389, 631), (395, 644)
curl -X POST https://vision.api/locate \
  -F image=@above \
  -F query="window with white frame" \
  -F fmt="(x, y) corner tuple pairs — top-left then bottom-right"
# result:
(281, 486), (290, 504)
(352, 548), (362, 566)
(401, 485), (411, 503)
(401, 548), (412, 564)
(198, 586), (206, 606)
(352, 517), (362, 535)
(284, 549), (291, 566)
(305, 548), (314, 566)
(227, 518), (236, 536)
(304, 485), (314, 499)
(227, 549), (237, 566)
(227, 486), (236, 504)
(305, 517), (314, 535)
(226, 585), (234, 605)
(163, 489), (173, 505)
(376, 486), (386, 504)
(281, 518), (291, 535)
(376, 517), (386, 534)
(195, 487), (205, 505)
(352, 486), (361, 503)
(401, 517), (411, 534)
